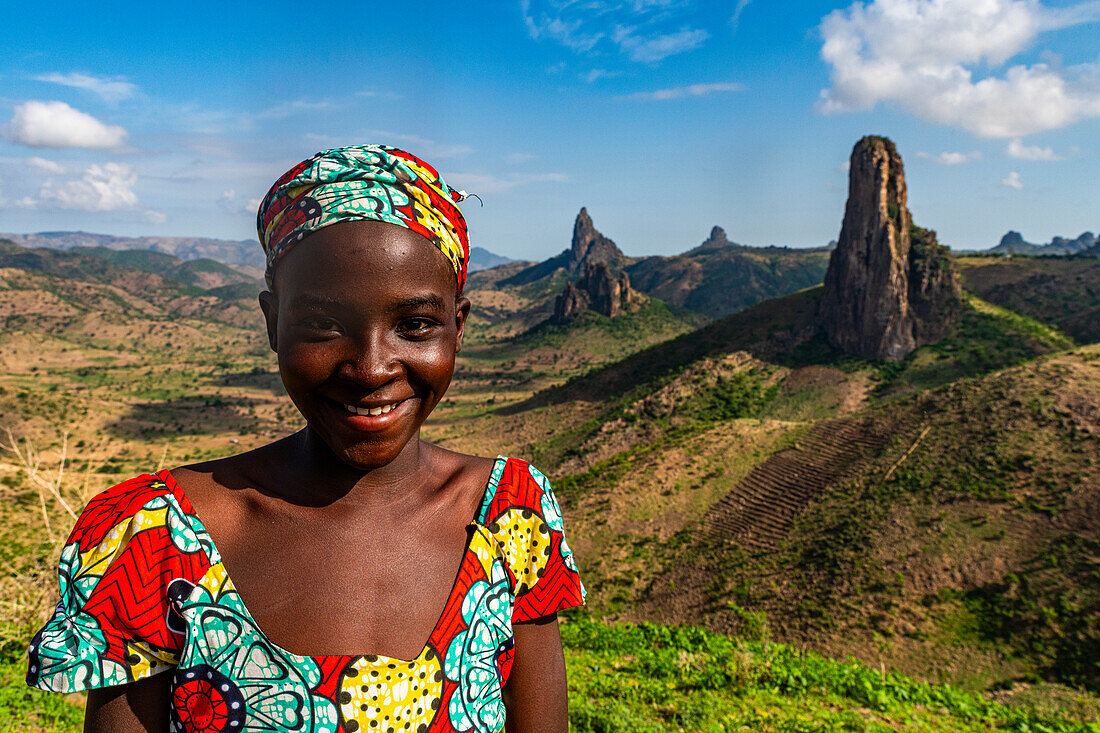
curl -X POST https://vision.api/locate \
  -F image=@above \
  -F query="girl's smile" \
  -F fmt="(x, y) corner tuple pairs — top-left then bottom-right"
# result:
(335, 396), (412, 431)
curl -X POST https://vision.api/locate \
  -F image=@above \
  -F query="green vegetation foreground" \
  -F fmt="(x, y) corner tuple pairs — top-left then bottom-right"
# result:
(4, 616), (1098, 732)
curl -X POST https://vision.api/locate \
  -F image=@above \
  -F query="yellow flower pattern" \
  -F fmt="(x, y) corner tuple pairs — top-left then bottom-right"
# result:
(337, 648), (445, 733)
(487, 508), (551, 596)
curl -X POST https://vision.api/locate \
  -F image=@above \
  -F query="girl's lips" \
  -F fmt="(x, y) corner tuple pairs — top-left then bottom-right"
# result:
(331, 398), (412, 432)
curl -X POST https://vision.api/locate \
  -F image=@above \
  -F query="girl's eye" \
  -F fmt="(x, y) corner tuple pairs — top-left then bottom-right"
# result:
(303, 317), (340, 332)
(400, 318), (437, 335)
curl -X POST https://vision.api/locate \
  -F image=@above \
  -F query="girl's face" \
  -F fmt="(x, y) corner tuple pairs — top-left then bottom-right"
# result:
(259, 220), (470, 470)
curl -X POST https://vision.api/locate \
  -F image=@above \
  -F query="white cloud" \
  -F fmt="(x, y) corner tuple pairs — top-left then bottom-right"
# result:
(1002, 171), (1024, 189)
(38, 163), (138, 210)
(257, 99), (333, 119)
(1007, 137), (1063, 160)
(219, 189), (262, 215)
(523, 0), (709, 62)
(583, 68), (621, 83)
(33, 72), (137, 102)
(443, 171), (568, 194)
(916, 150), (981, 165)
(612, 25), (709, 62)
(3, 101), (128, 149)
(27, 156), (65, 173)
(368, 131), (472, 159)
(5, 160), (165, 221)
(817, 0), (1100, 137)
(731, 0), (752, 30)
(506, 153), (537, 164)
(620, 81), (743, 101)
(354, 89), (400, 100)
(523, 0), (604, 52)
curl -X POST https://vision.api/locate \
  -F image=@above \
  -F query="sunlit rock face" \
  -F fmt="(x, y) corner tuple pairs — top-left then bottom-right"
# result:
(819, 136), (961, 362)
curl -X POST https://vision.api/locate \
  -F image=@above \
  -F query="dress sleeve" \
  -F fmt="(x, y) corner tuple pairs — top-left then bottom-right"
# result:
(27, 473), (210, 692)
(485, 460), (585, 623)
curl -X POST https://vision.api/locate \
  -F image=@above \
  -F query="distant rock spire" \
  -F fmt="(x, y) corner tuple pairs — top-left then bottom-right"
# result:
(817, 136), (961, 361)
(696, 226), (731, 250)
(570, 207), (623, 272)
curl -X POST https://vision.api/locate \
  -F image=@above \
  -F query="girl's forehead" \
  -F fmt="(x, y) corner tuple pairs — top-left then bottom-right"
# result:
(273, 222), (459, 297)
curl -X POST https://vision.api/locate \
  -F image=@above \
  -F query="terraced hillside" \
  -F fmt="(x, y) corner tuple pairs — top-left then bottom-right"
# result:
(700, 417), (891, 550)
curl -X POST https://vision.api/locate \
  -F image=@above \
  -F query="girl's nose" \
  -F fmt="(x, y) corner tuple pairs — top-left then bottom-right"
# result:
(338, 332), (401, 387)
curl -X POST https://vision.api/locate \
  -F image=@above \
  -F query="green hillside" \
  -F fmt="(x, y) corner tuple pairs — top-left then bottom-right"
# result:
(563, 618), (1099, 732)
(0, 243), (202, 297)
(625, 244), (832, 320)
(432, 284), (1099, 709)
(957, 256), (1100, 344)
(71, 246), (259, 289)
(488, 285), (1070, 470)
(0, 239), (264, 331)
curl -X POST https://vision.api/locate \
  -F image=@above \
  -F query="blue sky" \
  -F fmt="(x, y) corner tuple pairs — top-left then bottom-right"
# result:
(1, 0), (1098, 259)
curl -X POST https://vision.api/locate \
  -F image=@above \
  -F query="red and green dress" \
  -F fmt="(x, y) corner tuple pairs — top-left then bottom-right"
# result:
(27, 456), (585, 733)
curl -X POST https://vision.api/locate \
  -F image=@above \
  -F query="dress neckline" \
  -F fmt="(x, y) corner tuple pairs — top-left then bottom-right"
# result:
(157, 455), (508, 663)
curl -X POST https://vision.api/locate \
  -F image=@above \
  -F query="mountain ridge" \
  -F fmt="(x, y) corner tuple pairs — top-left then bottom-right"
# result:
(990, 230), (1098, 256)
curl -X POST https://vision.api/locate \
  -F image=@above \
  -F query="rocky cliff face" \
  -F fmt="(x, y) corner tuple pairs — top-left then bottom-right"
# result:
(818, 136), (961, 361)
(570, 208), (624, 272)
(552, 261), (643, 323)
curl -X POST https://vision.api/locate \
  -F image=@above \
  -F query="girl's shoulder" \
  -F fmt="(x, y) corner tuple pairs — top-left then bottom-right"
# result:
(478, 456), (586, 620)
(28, 471), (214, 693)
(477, 455), (559, 524)
(67, 471), (191, 549)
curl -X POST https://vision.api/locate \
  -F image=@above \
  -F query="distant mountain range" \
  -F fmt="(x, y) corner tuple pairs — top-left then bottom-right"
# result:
(0, 236), (264, 328)
(990, 230), (1098, 256)
(492, 209), (833, 324)
(468, 246), (517, 272)
(0, 237), (260, 292)
(0, 231), (517, 276)
(625, 225), (832, 318)
(0, 231), (266, 270)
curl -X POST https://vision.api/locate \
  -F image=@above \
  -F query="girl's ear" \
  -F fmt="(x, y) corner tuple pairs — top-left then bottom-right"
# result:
(454, 296), (472, 354)
(258, 290), (279, 352)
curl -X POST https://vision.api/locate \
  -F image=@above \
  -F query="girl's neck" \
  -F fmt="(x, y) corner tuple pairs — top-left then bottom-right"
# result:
(261, 429), (439, 511)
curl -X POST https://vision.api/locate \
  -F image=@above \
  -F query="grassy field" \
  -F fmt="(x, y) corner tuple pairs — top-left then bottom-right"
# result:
(564, 617), (1100, 732)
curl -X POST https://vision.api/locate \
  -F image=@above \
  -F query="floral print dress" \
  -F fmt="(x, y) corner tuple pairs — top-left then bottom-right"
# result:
(27, 457), (585, 733)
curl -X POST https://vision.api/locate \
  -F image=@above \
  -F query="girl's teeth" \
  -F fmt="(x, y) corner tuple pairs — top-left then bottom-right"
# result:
(345, 403), (396, 416)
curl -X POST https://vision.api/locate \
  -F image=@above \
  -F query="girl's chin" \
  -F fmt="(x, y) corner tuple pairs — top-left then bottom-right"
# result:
(305, 428), (419, 472)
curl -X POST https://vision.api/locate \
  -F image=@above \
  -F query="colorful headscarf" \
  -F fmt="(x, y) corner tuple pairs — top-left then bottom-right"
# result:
(257, 144), (471, 291)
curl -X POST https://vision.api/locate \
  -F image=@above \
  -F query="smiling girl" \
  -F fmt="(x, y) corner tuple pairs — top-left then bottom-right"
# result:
(27, 145), (585, 733)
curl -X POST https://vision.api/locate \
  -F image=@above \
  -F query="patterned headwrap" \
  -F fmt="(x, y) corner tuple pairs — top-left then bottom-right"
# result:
(257, 144), (471, 291)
